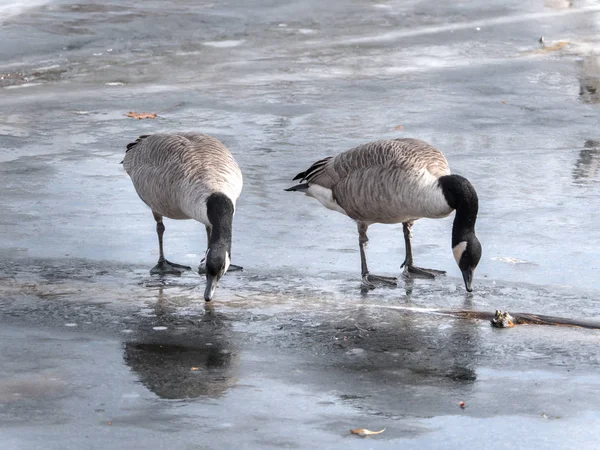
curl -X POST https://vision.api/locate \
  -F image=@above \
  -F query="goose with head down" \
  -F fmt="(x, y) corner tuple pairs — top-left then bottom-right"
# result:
(286, 138), (481, 292)
(123, 133), (243, 301)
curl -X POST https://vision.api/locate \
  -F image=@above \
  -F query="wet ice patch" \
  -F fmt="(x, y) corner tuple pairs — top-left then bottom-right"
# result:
(203, 40), (245, 48)
(0, 0), (50, 22)
(492, 256), (531, 265)
(346, 348), (365, 356)
(139, 308), (156, 317)
(32, 64), (60, 72)
(122, 392), (140, 399)
(4, 83), (43, 89)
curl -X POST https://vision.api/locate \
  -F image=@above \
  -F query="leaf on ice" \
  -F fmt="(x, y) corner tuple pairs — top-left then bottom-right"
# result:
(536, 41), (568, 53)
(350, 428), (385, 437)
(125, 111), (157, 119)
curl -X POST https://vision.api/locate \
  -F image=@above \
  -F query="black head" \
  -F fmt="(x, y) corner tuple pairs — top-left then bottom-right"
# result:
(440, 174), (482, 292)
(204, 193), (234, 301)
(453, 234), (482, 293)
(204, 246), (230, 301)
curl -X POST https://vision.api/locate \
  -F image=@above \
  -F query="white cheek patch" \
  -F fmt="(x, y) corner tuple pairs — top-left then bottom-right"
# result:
(224, 252), (231, 274)
(453, 241), (468, 265)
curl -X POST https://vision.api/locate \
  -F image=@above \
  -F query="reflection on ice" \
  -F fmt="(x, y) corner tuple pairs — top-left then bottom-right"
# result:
(123, 290), (238, 399)
(123, 341), (236, 399)
(572, 140), (600, 184)
(578, 55), (600, 104)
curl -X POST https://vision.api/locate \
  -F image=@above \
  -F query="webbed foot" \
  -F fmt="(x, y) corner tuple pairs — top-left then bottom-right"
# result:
(150, 260), (192, 276)
(361, 273), (398, 290)
(402, 264), (446, 279)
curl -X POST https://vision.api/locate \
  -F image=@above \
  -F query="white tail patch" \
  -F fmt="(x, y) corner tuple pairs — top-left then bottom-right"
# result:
(307, 184), (347, 215)
(224, 252), (231, 274)
(453, 241), (468, 265)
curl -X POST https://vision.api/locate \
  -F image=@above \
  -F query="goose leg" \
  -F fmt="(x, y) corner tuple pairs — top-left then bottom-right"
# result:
(150, 212), (191, 275)
(358, 222), (398, 289)
(198, 225), (243, 274)
(401, 221), (446, 278)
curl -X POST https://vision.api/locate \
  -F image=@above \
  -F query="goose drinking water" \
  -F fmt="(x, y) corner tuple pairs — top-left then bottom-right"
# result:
(123, 133), (243, 301)
(286, 138), (481, 292)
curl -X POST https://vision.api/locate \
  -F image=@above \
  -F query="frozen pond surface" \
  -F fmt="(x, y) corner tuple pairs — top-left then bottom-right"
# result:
(1, 0), (600, 448)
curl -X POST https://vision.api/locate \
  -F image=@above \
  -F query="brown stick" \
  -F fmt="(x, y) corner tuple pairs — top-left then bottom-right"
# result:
(438, 310), (600, 330)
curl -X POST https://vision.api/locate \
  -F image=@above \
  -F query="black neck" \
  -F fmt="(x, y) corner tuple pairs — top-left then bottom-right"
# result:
(206, 193), (234, 252)
(438, 174), (479, 246)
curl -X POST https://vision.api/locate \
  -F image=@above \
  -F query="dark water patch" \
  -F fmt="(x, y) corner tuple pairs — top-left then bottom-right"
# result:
(572, 139), (600, 184)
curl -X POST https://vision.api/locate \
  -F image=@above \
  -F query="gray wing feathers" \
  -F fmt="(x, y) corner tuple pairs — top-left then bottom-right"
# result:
(296, 138), (452, 223)
(123, 133), (242, 222)
(300, 139), (449, 188)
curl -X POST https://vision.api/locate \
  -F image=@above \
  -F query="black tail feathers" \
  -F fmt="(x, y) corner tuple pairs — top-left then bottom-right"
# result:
(284, 183), (309, 192)
(126, 135), (151, 152)
(292, 171), (306, 181)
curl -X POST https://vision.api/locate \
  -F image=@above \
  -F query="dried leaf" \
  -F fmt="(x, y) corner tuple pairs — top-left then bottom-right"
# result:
(125, 111), (157, 120)
(350, 428), (385, 437)
(394, 125), (403, 130)
(501, 100), (507, 104)
(107, 421), (112, 425)
(459, 401), (466, 409)
(190, 367), (199, 371)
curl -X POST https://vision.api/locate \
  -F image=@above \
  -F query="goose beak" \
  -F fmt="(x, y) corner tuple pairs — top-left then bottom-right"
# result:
(204, 274), (219, 301)
(461, 268), (474, 292)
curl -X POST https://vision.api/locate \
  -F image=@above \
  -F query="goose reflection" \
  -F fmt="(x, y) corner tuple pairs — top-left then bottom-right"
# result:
(123, 290), (238, 399)
(578, 55), (600, 104)
(327, 290), (481, 384)
(123, 340), (235, 399)
(321, 293), (482, 415)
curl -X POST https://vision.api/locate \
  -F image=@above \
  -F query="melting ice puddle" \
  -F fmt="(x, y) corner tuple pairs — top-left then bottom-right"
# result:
(346, 348), (365, 356)
(492, 256), (534, 265)
(122, 393), (140, 399)
(202, 40), (245, 48)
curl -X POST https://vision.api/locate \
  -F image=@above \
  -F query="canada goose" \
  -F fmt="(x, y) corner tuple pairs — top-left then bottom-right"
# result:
(286, 138), (481, 292)
(123, 133), (243, 301)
